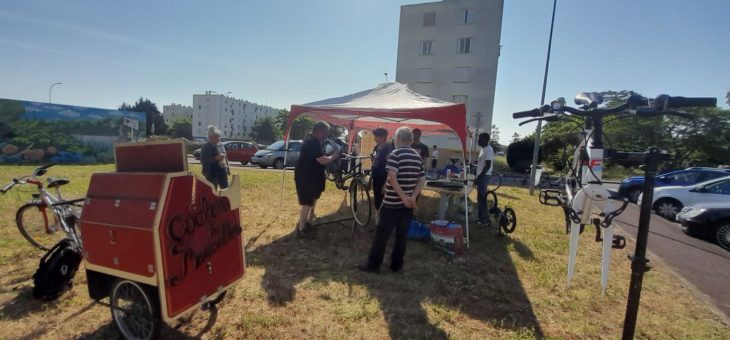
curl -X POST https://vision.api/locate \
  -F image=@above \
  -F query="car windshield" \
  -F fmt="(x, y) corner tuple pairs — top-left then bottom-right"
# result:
(265, 141), (285, 151)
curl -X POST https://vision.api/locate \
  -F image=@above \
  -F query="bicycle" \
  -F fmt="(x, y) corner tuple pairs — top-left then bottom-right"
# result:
(513, 92), (716, 292)
(484, 175), (517, 235)
(1, 163), (85, 251)
(325, 152), (373, 232)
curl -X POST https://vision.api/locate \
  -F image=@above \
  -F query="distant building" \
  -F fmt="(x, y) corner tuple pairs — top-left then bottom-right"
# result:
(396, 0), (504, 133)
(162, 103), (193, 124)
(192, 91), (279, 141)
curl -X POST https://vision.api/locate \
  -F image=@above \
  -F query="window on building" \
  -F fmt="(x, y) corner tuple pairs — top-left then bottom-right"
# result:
(461, 8), (477, 24)
(417, 68), (433, 83)
(198, 121), (201, 126)
(198, 105), (201, 110)
(453, 95), (468, 105)
(420, 40), (433, 55)
(458, 38), (472, 54)
(423, 11), (436, 27)
(453, 66), (471, 83)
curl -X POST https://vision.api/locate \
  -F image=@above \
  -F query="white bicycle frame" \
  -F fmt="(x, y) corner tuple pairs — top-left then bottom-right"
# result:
(565, 127), (623, 293)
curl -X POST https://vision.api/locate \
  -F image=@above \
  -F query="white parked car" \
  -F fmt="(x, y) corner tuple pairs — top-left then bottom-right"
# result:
(638, 175), (730, 220)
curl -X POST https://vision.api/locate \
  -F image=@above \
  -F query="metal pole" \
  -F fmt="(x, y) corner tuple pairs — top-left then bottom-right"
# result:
(622, 147), (664, 339)
(528, 0), (557, 195)
(49, 82), (62, 103)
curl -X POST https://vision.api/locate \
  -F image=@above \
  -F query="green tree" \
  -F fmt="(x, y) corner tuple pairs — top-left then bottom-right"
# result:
(251, 116), (280, 144)
(120, 98), (166, 136)
(275, 109), (314, 139)
(169, 118), (193, 140)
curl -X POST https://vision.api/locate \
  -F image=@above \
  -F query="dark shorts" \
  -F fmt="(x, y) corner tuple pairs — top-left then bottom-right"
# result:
(295, 177), (324, 206)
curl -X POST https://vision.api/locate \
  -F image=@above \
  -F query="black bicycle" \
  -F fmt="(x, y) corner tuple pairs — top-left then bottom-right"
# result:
(484, 174), (517, 234)
(325, 152), (373, 231)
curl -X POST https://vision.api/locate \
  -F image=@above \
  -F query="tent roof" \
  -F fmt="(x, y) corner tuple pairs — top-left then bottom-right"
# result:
(286, 82), (467, 154)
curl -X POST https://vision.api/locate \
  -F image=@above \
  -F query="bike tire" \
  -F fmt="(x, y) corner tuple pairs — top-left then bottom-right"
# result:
(488, 174), (502, 192)
(350, 178), (372, 228)
(487, 190), (498, 213)
(501, 207), (517, 234)
(16, 202), (62, 251)
(110, 279), (160, 340)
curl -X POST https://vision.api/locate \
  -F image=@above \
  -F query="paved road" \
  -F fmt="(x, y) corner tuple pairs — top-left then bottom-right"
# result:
(607, 194), (730, 319)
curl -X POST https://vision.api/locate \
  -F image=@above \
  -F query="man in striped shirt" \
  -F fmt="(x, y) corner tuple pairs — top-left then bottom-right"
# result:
(359, 127), (426, 273)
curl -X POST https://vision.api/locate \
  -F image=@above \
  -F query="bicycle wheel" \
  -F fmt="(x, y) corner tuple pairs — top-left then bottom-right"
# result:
(110, 279), (160, 340)
(16, 202), (64, 251)
(501, 208), (517, 233)
(488, 174), (502, 191)
(486, 191), (498, 213)
(350, 178), (372, 228)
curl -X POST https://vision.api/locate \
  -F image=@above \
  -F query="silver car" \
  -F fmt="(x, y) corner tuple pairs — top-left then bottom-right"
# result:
(250, 140), (302, 169)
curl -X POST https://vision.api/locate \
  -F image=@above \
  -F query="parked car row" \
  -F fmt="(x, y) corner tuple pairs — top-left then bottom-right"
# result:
(193, 141), (259, 165)
(619, 167), (730, 251)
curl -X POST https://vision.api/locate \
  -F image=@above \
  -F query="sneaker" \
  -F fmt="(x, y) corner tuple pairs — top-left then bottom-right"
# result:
(389, 265), (402, 273)
(357, 263), (380, 274)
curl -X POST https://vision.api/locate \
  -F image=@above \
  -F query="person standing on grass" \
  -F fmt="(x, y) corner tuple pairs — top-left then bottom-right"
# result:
(294, 121), (340, 236)
(200, 125), (229, 189)
(359, 127), (425, 273)
(475, 133), (494, 225)
(431, 145), (439, 175)
(411, 128), (430, 166)
(371, 127), (394, 212)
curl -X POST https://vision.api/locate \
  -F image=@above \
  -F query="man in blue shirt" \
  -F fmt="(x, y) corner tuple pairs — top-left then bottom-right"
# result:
(370, 128), (394, 212)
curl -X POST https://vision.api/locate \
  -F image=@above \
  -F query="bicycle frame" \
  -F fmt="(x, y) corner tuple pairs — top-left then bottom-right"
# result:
(565, 117), (624, 293)
(2, 165), (83, 250)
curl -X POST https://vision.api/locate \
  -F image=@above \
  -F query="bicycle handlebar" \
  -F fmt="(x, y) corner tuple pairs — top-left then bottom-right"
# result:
(512, 105), (549, 119)
(654, 95), (716, 109)
(512, 94), (716, 121)
(0, 178), (20, 194)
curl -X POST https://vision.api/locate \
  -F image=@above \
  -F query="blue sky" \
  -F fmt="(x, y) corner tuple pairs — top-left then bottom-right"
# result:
(1, 0), (728, 142)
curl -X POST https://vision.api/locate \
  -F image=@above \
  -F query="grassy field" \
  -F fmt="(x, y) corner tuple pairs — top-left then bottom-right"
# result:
(0, 164), (727, 339)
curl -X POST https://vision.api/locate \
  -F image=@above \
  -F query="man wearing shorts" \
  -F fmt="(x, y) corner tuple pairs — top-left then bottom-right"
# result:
(294, 121), (340, 235)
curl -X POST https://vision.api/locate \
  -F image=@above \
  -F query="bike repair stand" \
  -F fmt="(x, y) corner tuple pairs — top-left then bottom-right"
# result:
(310, 190), (356, 231)
(622, 147), (669, 339)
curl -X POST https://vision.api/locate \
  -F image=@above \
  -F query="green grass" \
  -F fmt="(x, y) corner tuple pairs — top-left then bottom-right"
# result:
(0, 164), (727, 339)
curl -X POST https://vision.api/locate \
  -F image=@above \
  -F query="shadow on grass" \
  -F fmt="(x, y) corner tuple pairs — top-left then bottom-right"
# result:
(76, 305), (219, 339)
(247, 193), (544, 339)
(0, 286), (45, 320)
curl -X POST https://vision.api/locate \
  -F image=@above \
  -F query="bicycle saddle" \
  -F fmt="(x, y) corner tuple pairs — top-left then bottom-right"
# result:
(574, 92), (604, 108)
(47, 177), (69, 188)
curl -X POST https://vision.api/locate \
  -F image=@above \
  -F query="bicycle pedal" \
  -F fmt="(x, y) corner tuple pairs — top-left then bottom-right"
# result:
(612, 235), (626, 249)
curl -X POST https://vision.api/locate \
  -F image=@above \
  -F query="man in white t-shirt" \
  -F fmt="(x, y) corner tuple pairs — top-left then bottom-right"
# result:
(431, 145), (439, 175)
(475, 133), (494, 225)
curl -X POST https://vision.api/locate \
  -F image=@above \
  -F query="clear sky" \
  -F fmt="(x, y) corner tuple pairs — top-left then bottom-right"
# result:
(1, 0), (728, 142)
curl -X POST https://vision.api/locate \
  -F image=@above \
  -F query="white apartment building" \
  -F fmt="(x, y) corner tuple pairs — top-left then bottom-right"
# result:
(192, 91), (279, 141)
(162, 103), (193, 124)
(396, 0), (504, 132)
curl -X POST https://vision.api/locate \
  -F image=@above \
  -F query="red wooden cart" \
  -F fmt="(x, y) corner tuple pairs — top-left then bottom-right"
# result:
(79, 140), (245, 339)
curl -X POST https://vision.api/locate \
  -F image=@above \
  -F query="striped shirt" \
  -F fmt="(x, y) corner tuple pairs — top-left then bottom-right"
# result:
(383, 147), (425, 208)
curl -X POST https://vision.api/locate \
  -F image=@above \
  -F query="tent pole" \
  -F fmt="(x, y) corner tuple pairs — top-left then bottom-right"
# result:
(280, 124), (293, 218)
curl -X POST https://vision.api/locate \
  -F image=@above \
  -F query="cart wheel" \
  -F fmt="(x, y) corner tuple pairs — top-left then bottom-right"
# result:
(501, 208), (517, 234)
(201, 290), (227, 311)
(110, 279), (160, 340)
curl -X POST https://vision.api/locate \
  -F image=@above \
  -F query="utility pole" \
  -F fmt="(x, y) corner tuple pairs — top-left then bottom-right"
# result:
(528, 0), (558, 195)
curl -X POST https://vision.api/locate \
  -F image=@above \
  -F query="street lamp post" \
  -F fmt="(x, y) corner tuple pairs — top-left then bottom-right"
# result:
(49, 82), (62, 103)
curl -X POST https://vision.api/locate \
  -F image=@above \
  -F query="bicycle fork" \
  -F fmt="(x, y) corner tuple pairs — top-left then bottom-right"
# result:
(566, 183), (622, 294)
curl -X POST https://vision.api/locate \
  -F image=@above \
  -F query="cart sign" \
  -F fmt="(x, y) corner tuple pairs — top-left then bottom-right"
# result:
(159, 176), (244, 318)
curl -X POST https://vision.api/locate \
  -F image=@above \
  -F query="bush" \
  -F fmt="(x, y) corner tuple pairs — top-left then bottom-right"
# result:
(507, 136), (541, 173)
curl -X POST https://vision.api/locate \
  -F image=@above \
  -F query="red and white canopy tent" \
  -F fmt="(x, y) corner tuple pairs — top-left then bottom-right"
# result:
(283, 82), (473, 245)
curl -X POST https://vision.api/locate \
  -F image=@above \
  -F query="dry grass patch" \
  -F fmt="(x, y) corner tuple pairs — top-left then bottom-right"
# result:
(0, 164), (727, 339)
